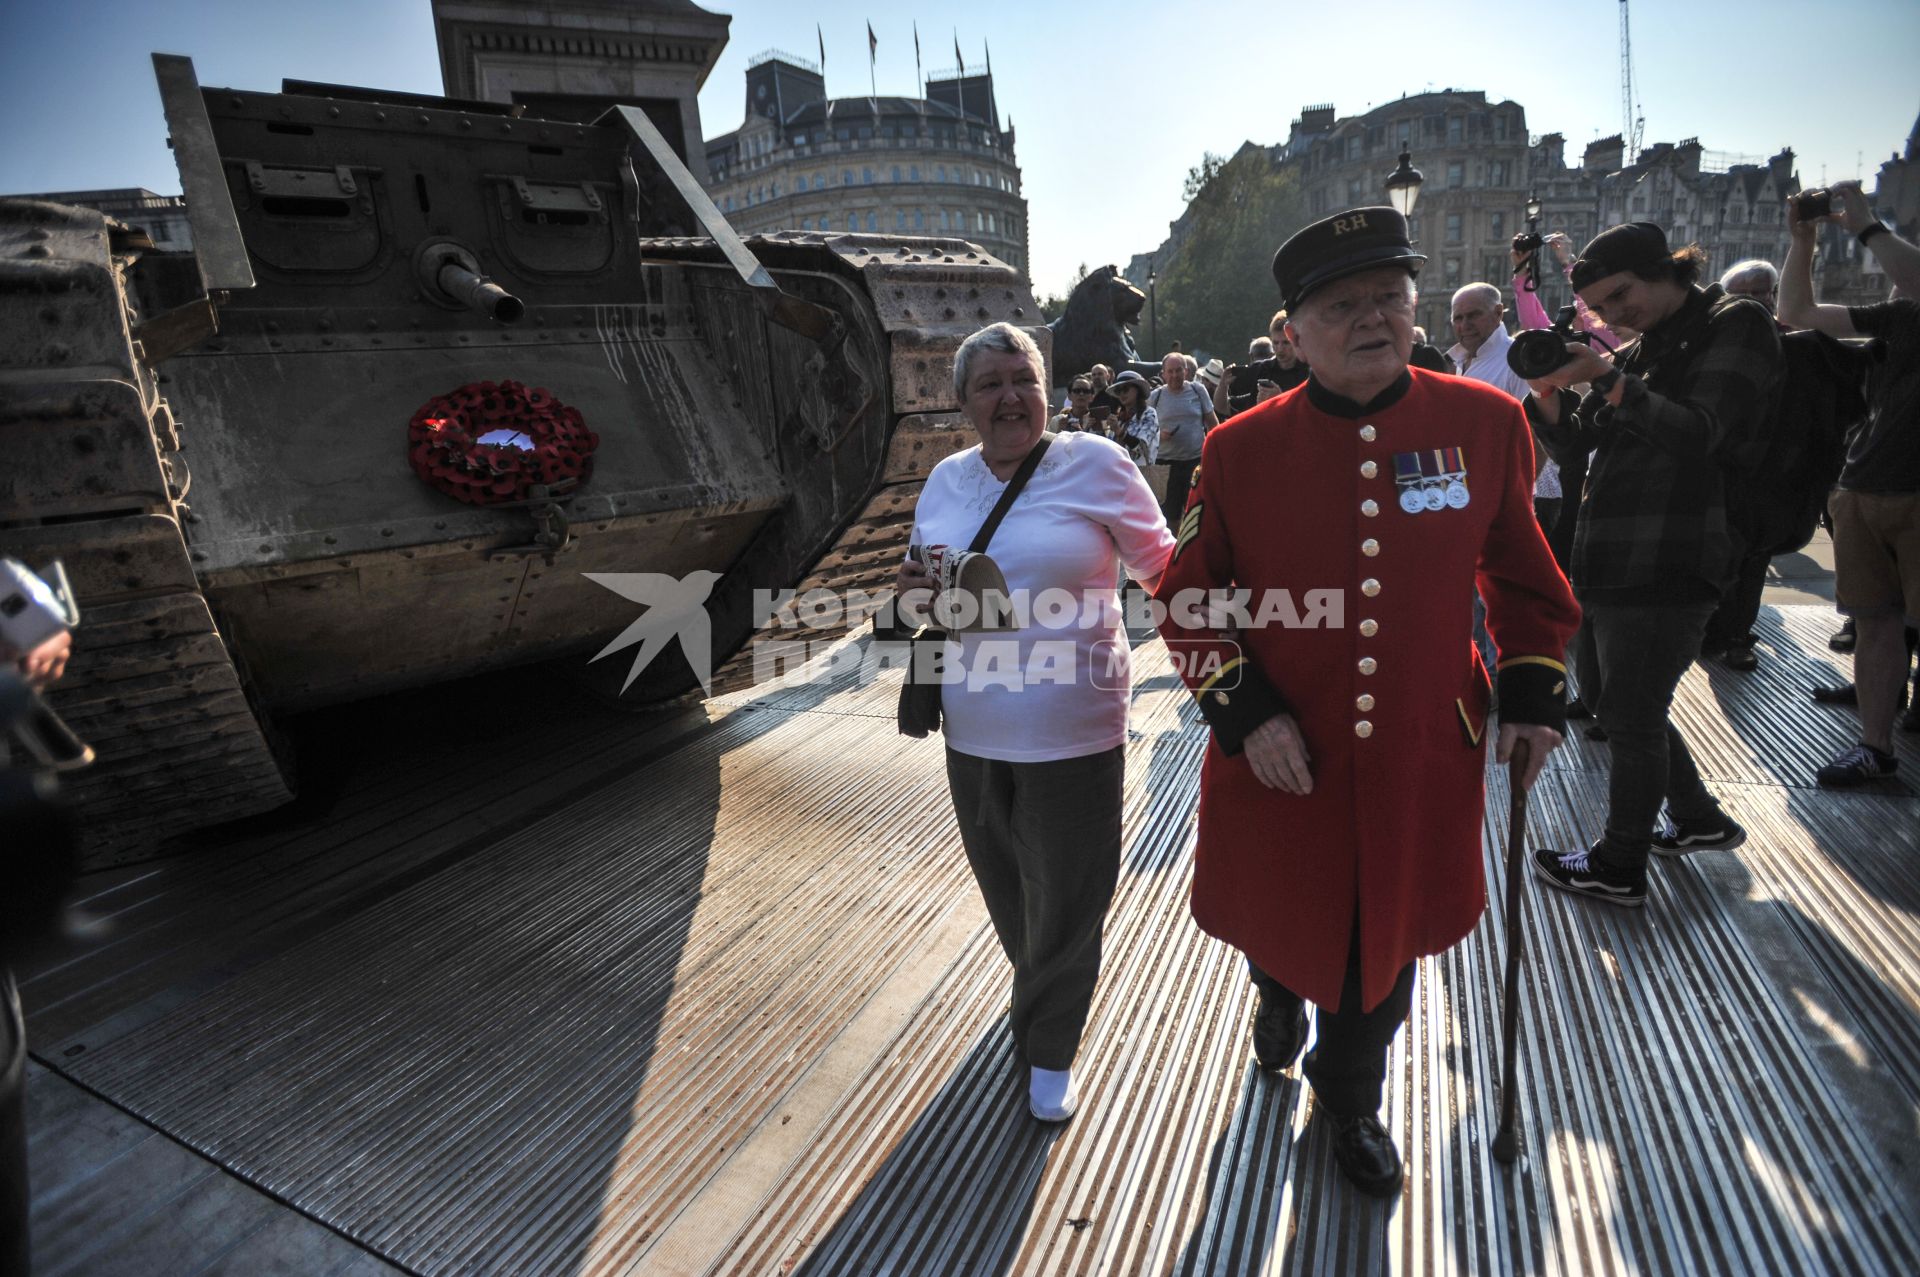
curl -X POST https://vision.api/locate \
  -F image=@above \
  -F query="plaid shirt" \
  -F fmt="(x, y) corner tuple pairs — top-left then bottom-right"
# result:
(1529, 284), (1783, 604)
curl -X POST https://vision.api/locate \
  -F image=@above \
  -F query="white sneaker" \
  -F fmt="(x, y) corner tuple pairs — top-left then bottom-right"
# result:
(1028, 1066), (1077, 1122)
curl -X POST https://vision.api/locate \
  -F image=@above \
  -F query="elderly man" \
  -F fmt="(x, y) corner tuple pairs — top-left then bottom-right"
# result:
(1155, 207), (1579, 1196)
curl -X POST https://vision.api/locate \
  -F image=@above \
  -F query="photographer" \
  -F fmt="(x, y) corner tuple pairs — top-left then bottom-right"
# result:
(1216, 311), (1310, 420)
(1523, 222), (1782, 909)
(1779, 182), (1920, 786)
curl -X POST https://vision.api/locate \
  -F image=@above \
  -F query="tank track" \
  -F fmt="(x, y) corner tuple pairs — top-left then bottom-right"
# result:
(0, 199), (292, 867)
(640, 232), (1045, 696)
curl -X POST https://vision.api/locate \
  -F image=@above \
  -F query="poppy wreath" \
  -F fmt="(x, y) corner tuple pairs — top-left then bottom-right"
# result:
(407, 379), (599, 505)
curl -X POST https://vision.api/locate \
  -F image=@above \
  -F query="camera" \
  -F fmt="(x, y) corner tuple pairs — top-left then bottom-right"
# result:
(0, 559), (74, 652)
(1507, 304), (1602, 380)
(1511, 230), (1544, 256)
(1792, 188), (1836, 222)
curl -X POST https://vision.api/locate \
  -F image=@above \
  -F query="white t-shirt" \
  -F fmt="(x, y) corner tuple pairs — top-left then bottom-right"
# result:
(909, 432), (1177, 762)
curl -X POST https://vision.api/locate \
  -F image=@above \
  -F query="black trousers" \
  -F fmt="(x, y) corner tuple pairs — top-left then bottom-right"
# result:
(1161, 457), (1199, 529)
(1248, 938), (1417, 1118)
(1704, 549), (1771, 651)
(945, 745), (1125, 1070)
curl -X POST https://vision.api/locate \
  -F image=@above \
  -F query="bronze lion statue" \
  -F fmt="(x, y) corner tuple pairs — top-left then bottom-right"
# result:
(1046, 265), (1161, 386)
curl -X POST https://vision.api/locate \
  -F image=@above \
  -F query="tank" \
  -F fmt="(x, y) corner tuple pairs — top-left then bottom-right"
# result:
(0, 55), (1042, 865)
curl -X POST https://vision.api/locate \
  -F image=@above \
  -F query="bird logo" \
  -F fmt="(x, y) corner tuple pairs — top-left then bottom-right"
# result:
(582, 570), (723, 694)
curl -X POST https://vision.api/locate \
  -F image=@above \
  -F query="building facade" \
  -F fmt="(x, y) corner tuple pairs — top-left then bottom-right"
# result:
(702, 55), (1029, 277)
(431, 0), (730, 181)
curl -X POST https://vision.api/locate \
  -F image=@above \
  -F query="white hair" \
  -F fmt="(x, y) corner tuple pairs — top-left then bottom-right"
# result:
(952, 322), (1044, 400)
(1450, 281), (1503, 312)
(1720, 259), (1778, 291)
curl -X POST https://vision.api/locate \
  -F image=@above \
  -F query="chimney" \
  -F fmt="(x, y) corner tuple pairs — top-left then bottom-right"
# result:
(1584, 134), (1625, 173)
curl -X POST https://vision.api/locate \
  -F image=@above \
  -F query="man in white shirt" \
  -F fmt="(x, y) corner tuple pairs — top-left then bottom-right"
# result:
(1450, 282), (1561, 524)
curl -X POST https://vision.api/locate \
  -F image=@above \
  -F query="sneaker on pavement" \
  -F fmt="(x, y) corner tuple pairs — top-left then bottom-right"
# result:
(1810, 684), (1858, 705)
(1530, 845), (1646, 908)
(1816, 744), (1898, 788)
(1720, 640), (1758, 671)
(1652, 815), (1748, 856)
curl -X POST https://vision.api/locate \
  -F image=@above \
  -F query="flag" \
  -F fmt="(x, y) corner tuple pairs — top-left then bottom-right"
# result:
(817, 23), (825, 73)
(985, 40), (992, 77)
(868, 21), (877, 64)
(954, 31), (964, 74)
(913, 22), (924, 97)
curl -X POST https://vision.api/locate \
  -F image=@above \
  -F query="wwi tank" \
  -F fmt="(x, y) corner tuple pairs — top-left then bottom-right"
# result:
(0, 55), (1042, 865)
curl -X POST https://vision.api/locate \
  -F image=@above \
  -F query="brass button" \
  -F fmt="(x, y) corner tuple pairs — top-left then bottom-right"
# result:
(1356, 694), (1375, 711)
(1358, 657), (1378, 675)
(1360, 460), (1378, 479)
(1213, 690), (1231, 706)
(1355, 720), (1374, 738)
(1361, 500), (1380, 518)
(1359, 424), (1377, 442)
(1362, 539), (1380, 557)
(1360, 619), (1379, 636)
(1361, 578), (1381, 597)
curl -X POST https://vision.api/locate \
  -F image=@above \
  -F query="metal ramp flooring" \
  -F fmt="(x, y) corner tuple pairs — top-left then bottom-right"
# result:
(19, 603), (1920, 1275)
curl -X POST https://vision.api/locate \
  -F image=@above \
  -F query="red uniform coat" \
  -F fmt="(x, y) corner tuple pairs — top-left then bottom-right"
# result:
(1154, 369), (1580, 1012)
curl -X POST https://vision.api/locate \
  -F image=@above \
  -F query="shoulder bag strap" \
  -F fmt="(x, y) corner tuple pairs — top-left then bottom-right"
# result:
(968, 435), (1051, 554)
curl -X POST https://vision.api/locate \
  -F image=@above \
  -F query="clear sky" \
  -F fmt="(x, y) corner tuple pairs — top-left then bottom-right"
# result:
(3, 0), (1915, 297)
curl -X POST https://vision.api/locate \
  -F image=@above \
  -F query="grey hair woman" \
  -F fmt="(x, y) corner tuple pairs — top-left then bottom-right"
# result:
(894, 321), (1176, 1122)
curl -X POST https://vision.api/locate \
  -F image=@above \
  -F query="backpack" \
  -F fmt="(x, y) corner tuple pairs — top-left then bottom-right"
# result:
(1722, 329), (1879, 557)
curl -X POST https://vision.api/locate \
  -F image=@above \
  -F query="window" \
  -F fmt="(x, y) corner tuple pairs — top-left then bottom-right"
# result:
(1489, 211), (1505, 239)
(862, 167), (874, 184)
(1445, 256), (1461, 285)
(940, 209), (950, 230)
(1488, 161), (1507, 186)
(1447, 161), (1464, 189)
(914, 209), (925, 229)
(1448, 116), (1463, 144)
(818, 216), (829, 231)
(1494, 115), (1509, 142)
(858, 126), (873, 140)
(895, 209), (906, 229)
(987, 212), (997, 234)
(891, 165), (901, 182)
(848, 212), (858, 231)
(937, 165), (947, 182)
(812, 174), (824, 191)
(1348, 178), (1365, 202)
(723, 195), (733, 211)
(836, 128), (850, 141)
(976, 211), (986, 232)
(769, 181), (779, 198)
(1348, 136), (1364, 159)
(866, 211), (877, 231)
(1408, 215), (1421, 241)
(910, 165), (920, 181)
(842, 169), (853, 185)
(1446, 212), (1463, 244)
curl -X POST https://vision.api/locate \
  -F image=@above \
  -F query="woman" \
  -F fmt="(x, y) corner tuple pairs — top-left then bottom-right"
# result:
(1049, 376), (1095, 432)
(894, 322), (1175, 1122)
(1148, 352), (1220, 528)
(1106, 370), (1159, 465)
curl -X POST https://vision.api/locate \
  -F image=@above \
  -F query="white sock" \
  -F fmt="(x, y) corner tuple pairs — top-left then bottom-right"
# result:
(1029, 1066), (1077, 1121)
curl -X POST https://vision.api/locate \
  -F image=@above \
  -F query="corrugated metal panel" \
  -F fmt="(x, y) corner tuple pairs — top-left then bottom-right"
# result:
(26, 604), (1919, 1275)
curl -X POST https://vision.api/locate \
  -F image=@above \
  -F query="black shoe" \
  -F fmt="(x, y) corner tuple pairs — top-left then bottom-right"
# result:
(1810, 684), (1858, 705)
(1531, 844), (1647, 907)
(1328, 1112), (1403, 1198)
(1566, 698), (1594, 720)
(1816, 744), (1898, 788)
(1651, 815), (1747, 857)
(1584, 722), (1609, 742)
(1829, 621), (1857, 653)
(1720, 640), (1758, 671)
(1253, 994), (1308, 1072)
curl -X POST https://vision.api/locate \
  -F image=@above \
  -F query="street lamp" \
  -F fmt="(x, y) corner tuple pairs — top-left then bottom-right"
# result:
(1147, 258), (1159, 357)
(1385, 149), (1424, 220)
(1525, 189), (1543, 225)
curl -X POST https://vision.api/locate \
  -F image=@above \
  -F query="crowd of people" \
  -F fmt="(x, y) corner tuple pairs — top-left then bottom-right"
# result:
(892, 187), (1916, 1199)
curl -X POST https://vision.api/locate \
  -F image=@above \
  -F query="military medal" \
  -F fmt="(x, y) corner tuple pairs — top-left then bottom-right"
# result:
(1421, 450), (1447, 512)
(1441, 446), (1471, 509)
(1393, 452), (1426, 514)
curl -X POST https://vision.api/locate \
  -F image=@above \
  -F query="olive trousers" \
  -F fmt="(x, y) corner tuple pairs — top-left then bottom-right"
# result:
(944, 745), (1125, 1071)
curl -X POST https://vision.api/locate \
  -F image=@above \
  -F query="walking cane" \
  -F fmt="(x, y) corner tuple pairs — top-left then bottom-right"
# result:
(1492, 738), (1531, 1165)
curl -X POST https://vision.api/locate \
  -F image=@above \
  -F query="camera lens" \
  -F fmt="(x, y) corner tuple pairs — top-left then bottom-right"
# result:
(1506, 329), (1571, 381)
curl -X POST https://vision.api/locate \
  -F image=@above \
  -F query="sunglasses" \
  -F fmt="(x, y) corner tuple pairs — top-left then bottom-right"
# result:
(1070, 385), (1092, 393)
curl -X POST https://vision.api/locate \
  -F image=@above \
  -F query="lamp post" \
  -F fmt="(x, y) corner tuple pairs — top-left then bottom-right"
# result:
(1147, 257), (1159, 358)
(1385, 149), (1424, 223)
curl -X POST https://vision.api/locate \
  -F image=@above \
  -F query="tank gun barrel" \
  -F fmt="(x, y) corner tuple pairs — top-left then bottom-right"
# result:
(436, 260), (524, 323)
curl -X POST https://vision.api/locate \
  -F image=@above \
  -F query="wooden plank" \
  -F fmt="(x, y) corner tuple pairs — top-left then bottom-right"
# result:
(70, 594), (219, 651)
(0, 379), (170, 521)
(0, 512), (195, 600)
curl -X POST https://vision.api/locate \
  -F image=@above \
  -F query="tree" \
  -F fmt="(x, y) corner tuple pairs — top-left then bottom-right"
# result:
(1153, 149), (1309, 360)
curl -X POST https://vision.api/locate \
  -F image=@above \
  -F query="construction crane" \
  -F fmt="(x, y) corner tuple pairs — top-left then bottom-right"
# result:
(1619, 0), (1645, 158)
